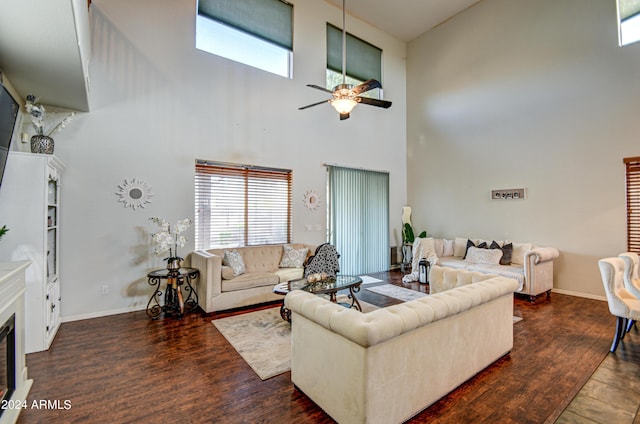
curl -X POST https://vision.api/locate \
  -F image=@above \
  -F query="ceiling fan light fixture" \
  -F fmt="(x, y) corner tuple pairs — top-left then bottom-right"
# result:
(330, 98), (357, 114)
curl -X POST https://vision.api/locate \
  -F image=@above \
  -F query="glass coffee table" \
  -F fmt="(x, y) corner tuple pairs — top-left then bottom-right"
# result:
(273, 275), (363, 321)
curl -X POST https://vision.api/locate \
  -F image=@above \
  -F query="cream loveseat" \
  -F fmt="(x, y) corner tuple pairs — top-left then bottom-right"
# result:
(409, 237), (559, 301)
(191, 243), (314, 313)
(285, 274), (519, 424)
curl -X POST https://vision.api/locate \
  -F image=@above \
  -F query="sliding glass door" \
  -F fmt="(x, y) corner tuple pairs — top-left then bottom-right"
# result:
(327, 165), (389, 275)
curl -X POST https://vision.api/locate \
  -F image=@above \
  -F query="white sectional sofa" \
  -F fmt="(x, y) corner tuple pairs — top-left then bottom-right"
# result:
(428, 264), (500, 294)
(190, 243), (315, 313)
(284, 273), (519, 424)
(410, 237), (559, 301)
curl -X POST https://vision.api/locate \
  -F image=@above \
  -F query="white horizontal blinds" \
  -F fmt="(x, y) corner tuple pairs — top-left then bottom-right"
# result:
(326, 23), (382, 82)
(195, 160), (292, 249)
(625, 157), (640, 253)
(328, 165), (389, 275)
(198, 0), (293, 50)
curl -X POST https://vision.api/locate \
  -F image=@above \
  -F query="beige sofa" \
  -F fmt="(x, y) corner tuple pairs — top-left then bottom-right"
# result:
(191, 243), (314, 313)
(428, 264), (501, 294)
(410, 237), (559, 300)
(284, 274), (519, 424)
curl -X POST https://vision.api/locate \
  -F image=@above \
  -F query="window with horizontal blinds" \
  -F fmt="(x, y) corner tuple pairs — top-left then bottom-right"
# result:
(326, 23), (382, 83)
(625, 157), (640, 253)
(195, 160), (292, 249)
(198, 0), (293, 51)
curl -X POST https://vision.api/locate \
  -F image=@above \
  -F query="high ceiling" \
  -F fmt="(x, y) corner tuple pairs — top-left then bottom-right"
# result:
(0, 0), (480, 112)
(325, 0), (482, 42)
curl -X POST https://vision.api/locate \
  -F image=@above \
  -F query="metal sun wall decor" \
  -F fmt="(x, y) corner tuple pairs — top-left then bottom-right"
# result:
(116, 178), (153, 210)
(303, 190), (320, 211)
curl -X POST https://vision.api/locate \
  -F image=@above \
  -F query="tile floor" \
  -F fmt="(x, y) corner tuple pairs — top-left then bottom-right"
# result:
(556, 324), (640, 423)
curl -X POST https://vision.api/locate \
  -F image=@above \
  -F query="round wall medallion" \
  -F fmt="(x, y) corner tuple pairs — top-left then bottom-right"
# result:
(303, 190), (320, 211)
(116, 178), (153, 210)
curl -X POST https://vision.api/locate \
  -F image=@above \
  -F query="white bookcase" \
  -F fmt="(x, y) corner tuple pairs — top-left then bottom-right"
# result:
(0, 152), (64, 353)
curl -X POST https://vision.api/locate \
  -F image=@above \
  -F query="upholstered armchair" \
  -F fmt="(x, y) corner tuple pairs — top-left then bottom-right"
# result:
(619, 252), (640, 332)
(598, 257), (640, 352)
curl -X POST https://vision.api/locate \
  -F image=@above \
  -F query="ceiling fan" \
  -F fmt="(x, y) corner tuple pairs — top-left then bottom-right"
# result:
(299, 0), (392, 120)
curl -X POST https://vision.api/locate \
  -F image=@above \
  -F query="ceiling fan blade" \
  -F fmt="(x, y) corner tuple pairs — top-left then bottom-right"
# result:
(352, 79), (382, 95)
(306, 84), (334, 94)
(299, 99), (331, 110)
(357, 97), (392, 109)
(340, 112), (350, 120)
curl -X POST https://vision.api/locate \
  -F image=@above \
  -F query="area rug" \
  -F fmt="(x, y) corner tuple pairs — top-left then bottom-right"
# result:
(365, 284), (427, 301)
(212, 296), (377, 380)
(359, 275), (384, 285)
(366, 284), (524, 323)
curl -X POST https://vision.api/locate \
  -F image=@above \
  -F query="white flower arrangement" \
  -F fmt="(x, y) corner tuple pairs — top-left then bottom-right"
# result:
(25, 94), (75, 137)
(149, 217), (192, 260)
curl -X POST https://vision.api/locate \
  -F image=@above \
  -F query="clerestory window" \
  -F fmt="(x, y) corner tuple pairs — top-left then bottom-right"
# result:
(326, 23), (382, 99)
(196, 0), (293, 78)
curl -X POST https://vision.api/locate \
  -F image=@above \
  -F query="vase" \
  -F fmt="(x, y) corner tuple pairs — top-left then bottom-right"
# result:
(166, 257), (181, 271)
(30, 135), (55, 154)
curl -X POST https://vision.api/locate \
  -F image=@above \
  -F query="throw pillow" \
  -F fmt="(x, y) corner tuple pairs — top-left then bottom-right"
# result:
(463, 239), (487, 259)
(279, 245), (309, 268)
(490, 241), (513, 266)
(433, 238), (444, 257)
(465, 246), (502, 265)
(454, 238), (468, 257)
(511, 242), (532, 266)
(223, 250), (246, 276)
(220, 265), (235, 280)
(443, 239), (455, 256)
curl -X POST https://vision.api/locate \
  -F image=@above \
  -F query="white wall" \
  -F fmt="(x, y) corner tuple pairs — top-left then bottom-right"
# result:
(48, 0), (406, 319)
(407, 0), (640, 298)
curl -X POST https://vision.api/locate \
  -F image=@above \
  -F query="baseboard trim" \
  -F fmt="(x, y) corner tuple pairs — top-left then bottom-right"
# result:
(62, 304), (147, 323)
(551, 288), (606, 302)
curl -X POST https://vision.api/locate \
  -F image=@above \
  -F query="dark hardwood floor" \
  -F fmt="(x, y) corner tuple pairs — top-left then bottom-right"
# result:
(16, 270), (619, 423)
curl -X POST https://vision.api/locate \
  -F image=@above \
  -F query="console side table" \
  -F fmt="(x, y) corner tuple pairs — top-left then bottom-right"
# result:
(146, 267), (199, 319)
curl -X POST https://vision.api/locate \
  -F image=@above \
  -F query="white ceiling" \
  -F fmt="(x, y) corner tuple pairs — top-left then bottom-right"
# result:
(325, 0), (482, 42)
(0, 0), (480, 112)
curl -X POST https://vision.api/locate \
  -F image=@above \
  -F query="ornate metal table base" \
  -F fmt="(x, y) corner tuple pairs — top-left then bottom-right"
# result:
(146, 268), (199, 319)
(329, 285), (362, 311)
(274, 276), (363, 322)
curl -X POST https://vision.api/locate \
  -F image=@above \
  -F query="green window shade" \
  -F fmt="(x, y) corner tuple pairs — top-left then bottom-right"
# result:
(327, 23), (382, 83)
(198, 0), (293, 51)
(620, 0), (640, 20)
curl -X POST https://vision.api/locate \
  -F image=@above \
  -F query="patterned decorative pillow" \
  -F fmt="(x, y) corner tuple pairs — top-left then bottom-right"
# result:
(279, 245), (309, 268)
(465, 246), (502, 265)
(490, 241), (513, 265)
(223, 250), (246, 276)
(463, 239), (487, 259)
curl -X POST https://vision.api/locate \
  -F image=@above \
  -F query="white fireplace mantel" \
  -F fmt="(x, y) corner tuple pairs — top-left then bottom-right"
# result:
(0, 261), (33, 424)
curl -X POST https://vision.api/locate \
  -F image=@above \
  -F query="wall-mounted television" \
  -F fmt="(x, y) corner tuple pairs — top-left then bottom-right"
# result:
(0, 83), (19, 189)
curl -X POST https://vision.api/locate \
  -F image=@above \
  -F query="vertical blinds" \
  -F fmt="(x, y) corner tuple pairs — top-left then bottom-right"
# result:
(327, 165), (389, 275)
(327, 23), (382, 83)
(198, 0), (293, 50)
(195, 160), (292, 249)
(625, 157), (640, 253)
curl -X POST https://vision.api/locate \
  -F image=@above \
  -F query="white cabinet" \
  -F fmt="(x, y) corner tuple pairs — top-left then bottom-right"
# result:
(0, 152), (64, 353)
